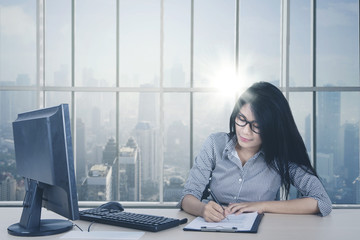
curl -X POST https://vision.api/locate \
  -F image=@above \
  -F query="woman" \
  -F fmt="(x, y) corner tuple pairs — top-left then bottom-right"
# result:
(179, 81), (332, 222)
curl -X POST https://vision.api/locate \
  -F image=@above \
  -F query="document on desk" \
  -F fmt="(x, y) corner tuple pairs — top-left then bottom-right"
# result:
(183, 212), (263, 233)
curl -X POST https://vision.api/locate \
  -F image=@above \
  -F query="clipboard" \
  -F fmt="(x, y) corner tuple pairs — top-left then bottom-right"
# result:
(183, 212), (264, 233)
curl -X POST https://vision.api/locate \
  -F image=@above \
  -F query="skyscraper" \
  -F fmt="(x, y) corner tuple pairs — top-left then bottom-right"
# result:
(169, 63), (186, 87)
(14, 74), (35, 120)
(103, 137), (117, 165)
(134, 121), (159, 201)
(118, 137), (140, 201)
(81, 164), (112, 201)
(0, 82), (14, 126)
(317, 91), (341, 161)
(0, 172), (17, 201)
(76, 118), (87, 184)
(102, 137), (118, 200)
(317, 91), (341, 202)
(54, 64), (69, 86)
(343, 123), (359, 185)
(138, 84), (157, 125)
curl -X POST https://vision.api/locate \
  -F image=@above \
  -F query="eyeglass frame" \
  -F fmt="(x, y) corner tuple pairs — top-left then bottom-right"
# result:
(234, 113), (261, 134)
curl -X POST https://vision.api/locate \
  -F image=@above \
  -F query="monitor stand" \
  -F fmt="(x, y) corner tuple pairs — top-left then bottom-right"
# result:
(7, 179), (73, 237)
(8, 219), (73, 237)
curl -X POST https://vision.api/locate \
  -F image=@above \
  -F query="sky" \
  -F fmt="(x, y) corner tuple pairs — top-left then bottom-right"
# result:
(0, 0), (359, 127)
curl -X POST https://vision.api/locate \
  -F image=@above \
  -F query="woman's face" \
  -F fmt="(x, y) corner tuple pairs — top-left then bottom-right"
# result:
(235, 104), (262, 152)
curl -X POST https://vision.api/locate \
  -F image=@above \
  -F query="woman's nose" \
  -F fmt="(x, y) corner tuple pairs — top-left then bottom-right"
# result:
(242, 123), (252, 134)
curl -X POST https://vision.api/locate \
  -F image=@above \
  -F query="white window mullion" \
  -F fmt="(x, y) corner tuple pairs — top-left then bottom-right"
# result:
(311, 0), (317, 169)
(159, 0), (165, 203)
(36, 0), (45, 108)
(280, 0), (290, 99)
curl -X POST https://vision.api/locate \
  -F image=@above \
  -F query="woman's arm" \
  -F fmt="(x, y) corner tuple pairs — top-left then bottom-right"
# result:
(225, 197), (319, 215)
(182, 194), (227, 222)
(289, 164), (332, 216)
(178, 133), (230, 222)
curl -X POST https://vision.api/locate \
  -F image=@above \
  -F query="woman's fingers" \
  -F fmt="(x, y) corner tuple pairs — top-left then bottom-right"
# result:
(202, 201), (226, 222)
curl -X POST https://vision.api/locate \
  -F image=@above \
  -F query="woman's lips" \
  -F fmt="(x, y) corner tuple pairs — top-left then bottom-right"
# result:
(239, 136), (251, 142)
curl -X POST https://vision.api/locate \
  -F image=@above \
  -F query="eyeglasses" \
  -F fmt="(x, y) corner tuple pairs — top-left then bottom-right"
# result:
(235, 113), (260, 134)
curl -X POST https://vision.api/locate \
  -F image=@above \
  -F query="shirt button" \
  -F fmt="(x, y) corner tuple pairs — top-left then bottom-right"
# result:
(234, 196), (237, 199)
(239, 178), (242, 182)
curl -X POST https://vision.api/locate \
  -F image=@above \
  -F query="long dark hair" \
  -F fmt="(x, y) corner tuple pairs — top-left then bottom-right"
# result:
(229, 81), (318, 199)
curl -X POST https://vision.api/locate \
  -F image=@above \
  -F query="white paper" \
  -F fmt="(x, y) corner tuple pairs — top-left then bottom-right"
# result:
(184, 212), (258, 231)
(60, 231), (145, 240)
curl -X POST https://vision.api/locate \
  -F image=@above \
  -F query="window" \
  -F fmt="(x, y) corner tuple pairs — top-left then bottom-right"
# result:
(0, 0), (359, 205)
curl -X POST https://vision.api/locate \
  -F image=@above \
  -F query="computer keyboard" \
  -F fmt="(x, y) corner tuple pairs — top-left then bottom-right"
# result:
(79, 207), (188, 232)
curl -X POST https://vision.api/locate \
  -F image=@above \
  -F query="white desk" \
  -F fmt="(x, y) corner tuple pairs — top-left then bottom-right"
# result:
(1, 208), (359, 240)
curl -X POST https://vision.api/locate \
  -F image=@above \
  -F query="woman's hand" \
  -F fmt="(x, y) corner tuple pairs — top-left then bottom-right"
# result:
(225, 202), (266, 215)
(225, 198), (320, 216)
(201, 201), (227, 222)
(181, 194), (227, 222)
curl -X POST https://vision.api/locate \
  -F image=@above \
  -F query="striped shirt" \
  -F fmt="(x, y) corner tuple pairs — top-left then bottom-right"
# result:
(179, 132), (332, 216)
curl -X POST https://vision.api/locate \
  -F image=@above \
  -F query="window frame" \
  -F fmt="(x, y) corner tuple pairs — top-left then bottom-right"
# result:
(1, 0), (360, 208)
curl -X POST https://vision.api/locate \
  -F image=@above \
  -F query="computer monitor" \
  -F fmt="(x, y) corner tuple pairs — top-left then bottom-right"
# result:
(7, 104), (79, 237)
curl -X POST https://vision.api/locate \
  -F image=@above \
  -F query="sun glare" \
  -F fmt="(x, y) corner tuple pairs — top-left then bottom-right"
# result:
(209, 63), (253, 99)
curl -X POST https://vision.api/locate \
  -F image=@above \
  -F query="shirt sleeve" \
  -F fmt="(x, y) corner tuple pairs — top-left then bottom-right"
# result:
(290, 163), (332, 216)
(176, 134), (217, 209)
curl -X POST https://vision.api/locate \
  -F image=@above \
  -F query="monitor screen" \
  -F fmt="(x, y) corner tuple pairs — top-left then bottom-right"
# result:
(8, 104), (79, 237)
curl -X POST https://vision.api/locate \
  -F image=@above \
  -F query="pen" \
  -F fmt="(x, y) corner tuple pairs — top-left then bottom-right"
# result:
(201, 226), (237, 232)
(208, 188), (228, 220)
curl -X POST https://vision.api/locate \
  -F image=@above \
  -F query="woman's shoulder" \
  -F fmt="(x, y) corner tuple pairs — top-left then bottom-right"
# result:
(204, 132), (234, 151)
(208, 132), (232, 142)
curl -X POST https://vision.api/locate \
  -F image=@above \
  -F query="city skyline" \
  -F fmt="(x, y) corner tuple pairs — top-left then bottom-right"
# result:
(1, 0), (360, 204)
(1, 77), (359, 203)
